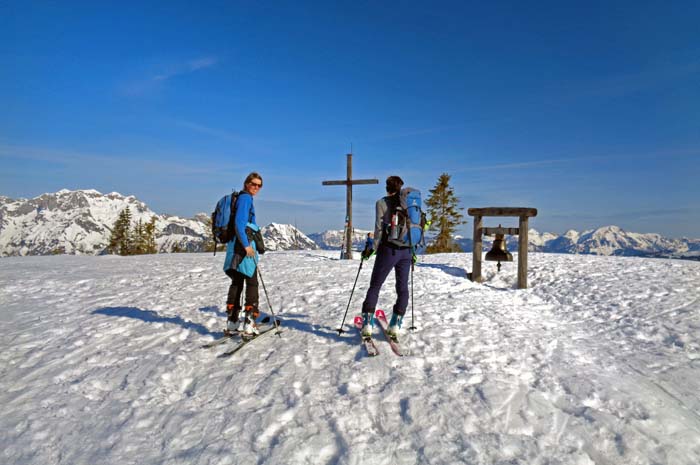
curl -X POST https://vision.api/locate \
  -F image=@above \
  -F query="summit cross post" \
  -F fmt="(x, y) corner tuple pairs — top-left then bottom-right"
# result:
(322, 153), (378, 259)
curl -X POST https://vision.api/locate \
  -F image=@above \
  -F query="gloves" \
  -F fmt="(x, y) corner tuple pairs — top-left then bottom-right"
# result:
(361, 247), (374, 260)
(412, 252), (418, 264)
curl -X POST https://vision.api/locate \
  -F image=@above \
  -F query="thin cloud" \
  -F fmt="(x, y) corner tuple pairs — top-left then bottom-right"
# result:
(173, 120), (277, 157)
(366, 124), (463, 142)
(585, 61), (700, 99)
(121, 56), (218, 96)
(451, 148), (700, 174)
(153, 56), (218, 82)
(188, 57), (218, 70)
(602, 207), (699, 221)
(260, 198), (341, 209)
(450, 156), (592, 173)
(174, 120), (244, 142)
(544, 61), (700, 106)
(0, 143), (229, 177)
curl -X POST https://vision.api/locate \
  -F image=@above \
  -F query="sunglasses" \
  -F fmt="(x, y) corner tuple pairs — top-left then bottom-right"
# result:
(249, 182), (262, 188)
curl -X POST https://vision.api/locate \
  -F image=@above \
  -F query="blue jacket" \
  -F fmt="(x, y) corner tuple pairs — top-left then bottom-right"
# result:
(223, 192), (258, 273)
(234, 192), (256, 248)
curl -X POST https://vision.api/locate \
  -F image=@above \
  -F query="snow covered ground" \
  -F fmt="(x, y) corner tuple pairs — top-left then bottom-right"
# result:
(1, 251), (699, 465)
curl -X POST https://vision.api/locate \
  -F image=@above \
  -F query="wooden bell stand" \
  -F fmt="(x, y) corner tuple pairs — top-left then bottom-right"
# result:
(467, 207), (538, 289)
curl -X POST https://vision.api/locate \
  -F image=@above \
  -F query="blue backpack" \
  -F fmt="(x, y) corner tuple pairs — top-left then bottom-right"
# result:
(386, 187), (426, 249)
(211, 191), (240, 250)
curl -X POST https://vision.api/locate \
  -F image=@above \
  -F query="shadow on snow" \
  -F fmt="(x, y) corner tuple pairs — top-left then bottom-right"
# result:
(278, 313), (358, 347)
(416, 262), (470, 279)
(198, 305), (226, 318)
(93, 307), (361, 347)
(93, 306), (218, 337)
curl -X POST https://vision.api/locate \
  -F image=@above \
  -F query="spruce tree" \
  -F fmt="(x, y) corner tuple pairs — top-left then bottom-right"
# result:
(202, 216), (217, 253)
(132, 219), (146, 255)
(107, 225), (120, 255)
(424, 173), (466, 254)
(119, 207), (133, 255)
(144, 216), (158, 254)
(108, 207), (133, 255)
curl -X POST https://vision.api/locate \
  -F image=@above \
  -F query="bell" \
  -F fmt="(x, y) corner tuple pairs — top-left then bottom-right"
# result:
(485, 227), (513, 272)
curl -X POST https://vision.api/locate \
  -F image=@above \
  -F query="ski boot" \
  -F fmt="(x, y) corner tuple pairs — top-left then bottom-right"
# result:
(361, 313), (374, 339)
(236, 308), (247, 332)
(386, 313), (403, 341)
(224, 304), (240, 336)
(243, 305), (260, 336)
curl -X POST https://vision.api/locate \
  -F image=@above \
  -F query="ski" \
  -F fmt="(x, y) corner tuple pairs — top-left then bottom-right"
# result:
(218, 320), (283, 358)
(201, 316), (273, 349)
(374, 309), (404, 356)
(201, 334), (236, 349)
(354, 315), (379, 356)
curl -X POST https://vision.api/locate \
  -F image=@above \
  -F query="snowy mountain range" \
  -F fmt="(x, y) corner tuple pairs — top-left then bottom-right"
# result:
(2, 189), (699, 260)
(454, 226), (700, 260)
(307, 228), (372, 251)
(0, 189), (315, 256)
(0, 189), (207, 256)
(262, 223), (318, 251)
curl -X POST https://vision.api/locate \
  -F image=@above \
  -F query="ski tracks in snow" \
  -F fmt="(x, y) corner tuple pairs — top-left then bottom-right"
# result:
(1, 252), (700, 464)
(405, 253), (700, 464)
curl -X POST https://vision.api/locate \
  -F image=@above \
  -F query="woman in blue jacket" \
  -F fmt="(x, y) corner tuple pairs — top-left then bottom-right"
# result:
(224, 172), (263, 335)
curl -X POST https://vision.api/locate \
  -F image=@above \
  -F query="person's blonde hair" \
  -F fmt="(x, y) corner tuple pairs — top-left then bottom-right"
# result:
(243, 172), (263, 189)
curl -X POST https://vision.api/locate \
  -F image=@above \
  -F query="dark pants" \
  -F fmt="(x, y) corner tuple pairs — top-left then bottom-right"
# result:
(226, 269), (259, 312)
(361, 244), (411, 316)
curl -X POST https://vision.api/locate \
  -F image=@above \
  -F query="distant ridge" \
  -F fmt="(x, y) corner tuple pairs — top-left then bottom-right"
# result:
(453, 226), (700, 261)
(0, 190), (317, 256)
(307, 229), (372, 251)
(1, 189), (698, 260)
(314, 227), (700, 261)
(262, 223), (318, 251)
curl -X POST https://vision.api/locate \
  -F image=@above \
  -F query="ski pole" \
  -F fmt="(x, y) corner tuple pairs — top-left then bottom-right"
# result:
(407, 220), (417, 332)
(336, 259), (364, 335)
(256, 261), (282, 336)
(408, 255), (417, 331)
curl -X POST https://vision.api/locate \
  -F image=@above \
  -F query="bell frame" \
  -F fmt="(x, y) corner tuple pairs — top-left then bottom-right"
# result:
(467, 207), (538, 289)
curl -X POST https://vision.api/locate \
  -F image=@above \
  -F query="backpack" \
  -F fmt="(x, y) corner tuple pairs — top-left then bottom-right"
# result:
(385, 187), (426, 249)
(211, 191), (240, 251)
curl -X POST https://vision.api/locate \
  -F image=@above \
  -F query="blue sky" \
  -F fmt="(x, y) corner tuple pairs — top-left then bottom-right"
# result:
(2, 1), (699, 237)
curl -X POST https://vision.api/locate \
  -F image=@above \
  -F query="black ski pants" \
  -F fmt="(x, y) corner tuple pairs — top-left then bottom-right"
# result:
(226, 269), (259, 311)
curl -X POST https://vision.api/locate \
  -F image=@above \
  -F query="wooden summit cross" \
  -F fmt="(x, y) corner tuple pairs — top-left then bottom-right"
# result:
(322, 154), (378, 259)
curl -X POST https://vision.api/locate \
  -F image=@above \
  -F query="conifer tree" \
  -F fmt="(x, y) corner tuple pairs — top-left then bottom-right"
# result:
(107, 214), (123, 254)
(144, 216), (158, 254)
(132, 219), (146, 255)
(119, 207), (133, 255)
(202, 216), (218, 253)
(424, 173), (466, 254)
(108, 207), (133, 255)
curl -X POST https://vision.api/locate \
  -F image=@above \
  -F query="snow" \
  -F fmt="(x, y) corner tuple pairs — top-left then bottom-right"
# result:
(1, 251), (699, 464)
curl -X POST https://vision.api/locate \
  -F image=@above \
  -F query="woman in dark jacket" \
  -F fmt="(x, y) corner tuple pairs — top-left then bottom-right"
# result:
(360, 175), (412, 339)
